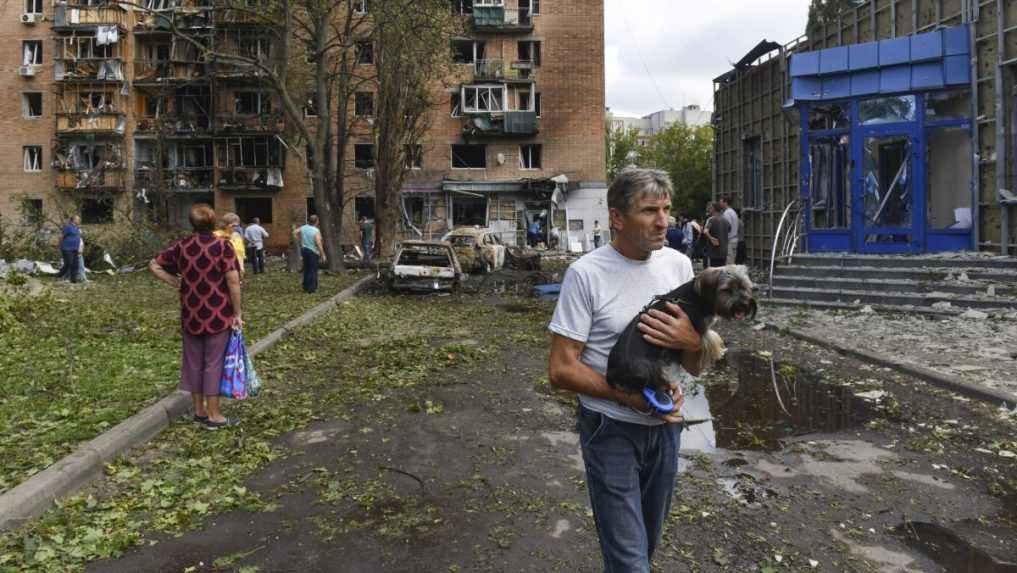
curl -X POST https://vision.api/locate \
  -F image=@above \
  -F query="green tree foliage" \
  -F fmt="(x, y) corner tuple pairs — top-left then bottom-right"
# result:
(639, 123), (714, 217)
(605, 123), (642, 183)
(807, 0), (861, 34)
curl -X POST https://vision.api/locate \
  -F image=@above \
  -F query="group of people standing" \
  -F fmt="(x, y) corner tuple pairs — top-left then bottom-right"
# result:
(656, 196), (743, 269)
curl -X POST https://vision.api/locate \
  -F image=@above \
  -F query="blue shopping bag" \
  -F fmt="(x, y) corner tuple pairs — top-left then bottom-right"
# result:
(219, 329), (249, 400)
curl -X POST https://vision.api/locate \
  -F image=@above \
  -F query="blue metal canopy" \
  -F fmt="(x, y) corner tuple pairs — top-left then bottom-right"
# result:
(789, 26), (970, 102)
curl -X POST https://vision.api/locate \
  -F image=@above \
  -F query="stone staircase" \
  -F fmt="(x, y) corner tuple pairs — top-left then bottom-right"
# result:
(764, 253), (1017, 314)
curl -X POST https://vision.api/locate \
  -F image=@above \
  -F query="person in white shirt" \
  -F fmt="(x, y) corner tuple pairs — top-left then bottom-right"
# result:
(719, 196), (740, 265)
(549, 167), (703, 572)
(243, 217), (270, 274)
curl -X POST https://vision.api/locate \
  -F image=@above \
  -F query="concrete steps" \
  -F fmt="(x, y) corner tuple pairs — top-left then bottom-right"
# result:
(767, 253), (1017, 312)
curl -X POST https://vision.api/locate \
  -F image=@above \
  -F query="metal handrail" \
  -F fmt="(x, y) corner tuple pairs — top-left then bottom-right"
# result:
(768, 198), (806, 297)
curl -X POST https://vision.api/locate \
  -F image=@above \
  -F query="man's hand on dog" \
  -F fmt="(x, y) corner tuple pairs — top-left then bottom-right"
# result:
(637, 302), (701, 352)
(615, 385), (685, 423)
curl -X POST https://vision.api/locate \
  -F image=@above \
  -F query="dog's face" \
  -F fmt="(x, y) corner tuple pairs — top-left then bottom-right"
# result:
(694, 265), (757, 321)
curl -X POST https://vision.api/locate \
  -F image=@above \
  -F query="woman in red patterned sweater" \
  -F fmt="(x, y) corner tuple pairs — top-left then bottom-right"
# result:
(149, 203), (244, 430)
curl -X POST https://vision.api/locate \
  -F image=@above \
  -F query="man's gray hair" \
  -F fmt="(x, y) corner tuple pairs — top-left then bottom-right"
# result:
(607, 167), (673, 214)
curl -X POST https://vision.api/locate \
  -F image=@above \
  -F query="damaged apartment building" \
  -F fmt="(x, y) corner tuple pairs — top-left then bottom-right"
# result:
(1, 0), (301, 249)
(1, 0), (608, 253)
(714, 0), (1017, 260)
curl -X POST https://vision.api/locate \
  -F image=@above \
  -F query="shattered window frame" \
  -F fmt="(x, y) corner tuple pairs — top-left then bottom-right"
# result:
(22, 146), (42, 172)
(22, 92), (43, 119)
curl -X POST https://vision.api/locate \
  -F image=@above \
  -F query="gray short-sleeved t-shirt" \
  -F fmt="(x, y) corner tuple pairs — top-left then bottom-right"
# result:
(549, 244), (694, 425)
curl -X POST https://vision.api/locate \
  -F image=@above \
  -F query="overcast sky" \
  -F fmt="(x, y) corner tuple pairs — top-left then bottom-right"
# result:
(605, 0), (811, 117)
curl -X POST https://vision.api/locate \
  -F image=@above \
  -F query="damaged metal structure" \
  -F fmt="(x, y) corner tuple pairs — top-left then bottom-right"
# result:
(714, 0), (1017, 259)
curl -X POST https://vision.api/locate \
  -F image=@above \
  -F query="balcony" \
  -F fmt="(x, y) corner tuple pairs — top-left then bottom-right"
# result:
(135, 166), (214, 192)
(462, 111), (538, 138)
(135, 114), (213, 136)
(472, 6), (533, 33)
(54, 59), (125, 82)
(217, 166), (284, 190)
(56, 168), (127, 192)
(52, 4), (128, 30)
(134, 60), (209, 84)
(474, 59), (534, 82)
(214, 113), (284, 133)
(56, 112), (126, 135)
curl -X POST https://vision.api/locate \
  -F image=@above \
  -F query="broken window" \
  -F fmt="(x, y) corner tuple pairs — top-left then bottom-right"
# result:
(353, 0), (370, 13)
(926, 126), (973, 229)
(235, 92), (271, 115)
(238, 36), (271, 60)
(81, 198), (114, 224)
(404, 196), (425, 227)
(519, 144), (541, 169)
(450, 92), (462, 117)
(518, 91), (531, 111)
(355, 196), (375, 220)
(809, 135), (851, 229)
(355, 40), (374, 65)
(304, 93), (318, 117)
(535, 92), (541, 116)
(23, 146), (42, 172)
(742, 136), (762, 209)
(404, 144), (422, 169)
(218, 137), (282, 168)
(859, 95), (916, 125)
(21, 199), (43, 226)
(451, 40), (484, 64)
(808, 103), (849, 131)
(451, 144), (486, 168)
(144, 95), (164, 117)
(452, 195), (487, 227)
(462, 85), (504, 113)
(449, 0), (473, 14)
(354, 92), (374, 117)
(354, 143), (374, 169)
(24, 0), (42, 13)
(22, 93), (42, 118)
(22, 40), (42, 65)
(517, 41), (541, 66)
(863, 135), (912, 242)
(925, 90), (970, 123)
(234, 197), (273, 224)
(181, 144), (211, 168)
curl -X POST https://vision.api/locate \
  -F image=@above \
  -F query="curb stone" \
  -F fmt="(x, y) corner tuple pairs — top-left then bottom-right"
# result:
(763, 322), (1017, 408)
(0, 274), (374, 532)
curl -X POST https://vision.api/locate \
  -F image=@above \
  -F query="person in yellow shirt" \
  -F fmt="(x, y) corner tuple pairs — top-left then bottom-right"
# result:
(215, 212), (246, 277)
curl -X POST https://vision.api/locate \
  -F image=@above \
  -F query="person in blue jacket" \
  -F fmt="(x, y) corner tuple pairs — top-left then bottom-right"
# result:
(59, 215), (82, 283)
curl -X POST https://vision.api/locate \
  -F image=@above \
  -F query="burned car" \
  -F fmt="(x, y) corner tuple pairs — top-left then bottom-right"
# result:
(441, 228), (506, 274)
(386, 240), (464, 292)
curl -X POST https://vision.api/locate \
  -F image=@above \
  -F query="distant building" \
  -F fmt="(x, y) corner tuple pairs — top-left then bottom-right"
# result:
(607, 105), (712, 146)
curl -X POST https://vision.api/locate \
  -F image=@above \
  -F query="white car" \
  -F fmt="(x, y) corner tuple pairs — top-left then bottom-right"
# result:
(387, 241), (464, 292)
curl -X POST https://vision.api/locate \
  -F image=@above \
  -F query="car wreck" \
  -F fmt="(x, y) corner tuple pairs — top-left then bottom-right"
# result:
(386, 240), (463, 292)
(442, 228), (506, 274)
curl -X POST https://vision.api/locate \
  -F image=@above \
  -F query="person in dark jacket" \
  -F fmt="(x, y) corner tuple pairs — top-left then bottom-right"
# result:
(58, 215), (82, 283)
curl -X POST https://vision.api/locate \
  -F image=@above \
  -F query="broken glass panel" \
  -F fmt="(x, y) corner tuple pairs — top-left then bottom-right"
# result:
(863, 135), (912, 240)
(925, 90), (970, 123)
(808, 135), (851, 228)
(859, 95), (916, 125)
(808, 103), (849, 131)
(926, 127), (973, 229)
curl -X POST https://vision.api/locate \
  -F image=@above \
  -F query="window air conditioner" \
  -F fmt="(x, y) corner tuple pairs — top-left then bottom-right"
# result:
(21, 13), (37, 24)
(18, 65), (37, 77)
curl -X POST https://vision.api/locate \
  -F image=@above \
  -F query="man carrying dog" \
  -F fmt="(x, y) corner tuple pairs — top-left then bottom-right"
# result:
(548, 167), (704, 572)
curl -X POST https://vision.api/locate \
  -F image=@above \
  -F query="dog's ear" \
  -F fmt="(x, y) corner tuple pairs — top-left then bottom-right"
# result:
(695, 267), (720, 297)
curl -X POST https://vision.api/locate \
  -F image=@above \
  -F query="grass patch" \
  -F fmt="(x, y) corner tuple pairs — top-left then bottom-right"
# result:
(0, 261), (364, 494)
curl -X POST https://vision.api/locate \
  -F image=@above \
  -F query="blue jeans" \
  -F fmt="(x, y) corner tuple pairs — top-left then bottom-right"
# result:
(577, 405), (681, 573)
(301, 247), (319, 293)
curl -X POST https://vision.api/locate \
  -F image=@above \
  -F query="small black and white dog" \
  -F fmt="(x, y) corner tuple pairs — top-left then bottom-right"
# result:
(606, 265), (758, 411)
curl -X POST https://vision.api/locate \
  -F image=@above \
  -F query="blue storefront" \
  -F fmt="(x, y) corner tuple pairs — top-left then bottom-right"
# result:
(790, 26), (974, 254)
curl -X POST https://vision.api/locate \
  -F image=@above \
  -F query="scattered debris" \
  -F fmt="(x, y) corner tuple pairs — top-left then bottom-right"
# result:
(959, 309), (988, 320)
(856, 390), (888, 402)
(860, 305), (875, 314)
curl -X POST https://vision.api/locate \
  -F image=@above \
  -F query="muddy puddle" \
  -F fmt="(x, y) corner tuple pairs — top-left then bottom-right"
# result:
(894, 521), (1017, 572)
(679, 351), (875, 454)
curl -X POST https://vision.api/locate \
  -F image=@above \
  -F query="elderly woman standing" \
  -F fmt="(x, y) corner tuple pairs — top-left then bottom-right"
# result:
(149, 203), (243, 429)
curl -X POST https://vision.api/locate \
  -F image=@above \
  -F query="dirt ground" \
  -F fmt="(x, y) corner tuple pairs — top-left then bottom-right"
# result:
(30, 273), (1016, 573)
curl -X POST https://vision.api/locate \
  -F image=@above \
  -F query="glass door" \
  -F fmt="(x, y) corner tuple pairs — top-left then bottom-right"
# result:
(858, 132), (916, 252)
